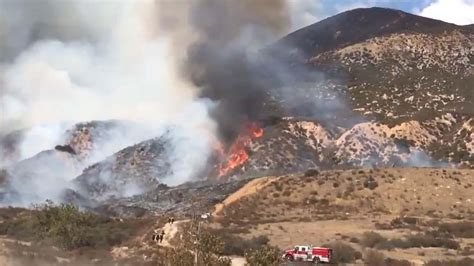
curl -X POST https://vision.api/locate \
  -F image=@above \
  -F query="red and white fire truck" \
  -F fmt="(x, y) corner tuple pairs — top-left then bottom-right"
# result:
(282, 245), (332, 263)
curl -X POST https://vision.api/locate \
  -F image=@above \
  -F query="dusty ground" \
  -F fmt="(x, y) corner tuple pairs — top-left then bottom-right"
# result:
(208, 167), (474, 265)
(1, 167), (473, 265)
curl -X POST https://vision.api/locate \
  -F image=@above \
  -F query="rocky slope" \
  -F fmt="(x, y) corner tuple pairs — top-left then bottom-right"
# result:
(0, 120), (137, 204)
(74, 137), (171, 200)
(240, 7), (474, 174)
(1, 7), (473, 207)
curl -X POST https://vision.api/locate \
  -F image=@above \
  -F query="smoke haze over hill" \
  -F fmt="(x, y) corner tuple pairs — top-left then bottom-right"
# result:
(0, 0), (321, 204)
(0, 1), (470, 207)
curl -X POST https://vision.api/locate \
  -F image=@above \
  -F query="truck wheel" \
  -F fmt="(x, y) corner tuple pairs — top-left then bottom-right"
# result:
(285, 255), (294, 261)
(313, 257), (321, 264)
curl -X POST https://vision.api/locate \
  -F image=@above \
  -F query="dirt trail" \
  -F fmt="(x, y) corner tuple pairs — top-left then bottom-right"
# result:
(0, 237), (32, 266)
(213, 176), (278, 216)
(158, 220), (187, 247)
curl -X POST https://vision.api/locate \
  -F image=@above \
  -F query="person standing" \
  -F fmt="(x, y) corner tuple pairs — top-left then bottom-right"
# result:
(152, 229), (159, 242)
(159, 230), (165, 243)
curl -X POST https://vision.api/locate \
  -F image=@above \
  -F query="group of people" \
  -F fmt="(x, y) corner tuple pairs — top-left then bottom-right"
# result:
(152, 217), (175, 244)
(152, 229), (165, 243)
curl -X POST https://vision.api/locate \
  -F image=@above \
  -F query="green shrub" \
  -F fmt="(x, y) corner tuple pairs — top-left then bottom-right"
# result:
(220, 234), (269, 256)
(164, 249), (195, 266)
(1, 201), (139, 250)
(304, 169), (319, 177)
(196, 233), (231, 266)
(244, 246), (281, 266)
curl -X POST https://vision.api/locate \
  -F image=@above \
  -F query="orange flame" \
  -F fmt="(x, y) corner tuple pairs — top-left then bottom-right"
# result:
(217, 122), (263, 177)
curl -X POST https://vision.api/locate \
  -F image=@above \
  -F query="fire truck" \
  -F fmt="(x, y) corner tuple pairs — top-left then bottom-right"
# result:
(282, 245), (332, 263)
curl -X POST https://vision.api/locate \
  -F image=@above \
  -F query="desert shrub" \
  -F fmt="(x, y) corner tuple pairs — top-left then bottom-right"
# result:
(390, 217), (404, 227)
(385, 258), (412, 266)
(377, 238), (408, 250)
(197, 233), (231, 266)
(390, 216), (419, 228)
(164, 249), (195, 266)
(349, 236), (360, 243)
(425, 258), (474, 266)
(375, 222), (394, 230)
(401, 216), (418, 225)
(273, 183), (284, 192)
(0, 207), (25, 221)
(460, 246), (474, 256)
(405, 234), (459, 250)
(319, 198), (329, 205)
(1, 201), (138, 250)
(361, 231), (387, 248)
(323, 241), (359, 263)
(364, 249), (385, 266)
(438, 221), (474, 238)
(244, 246), (281, 266)
(304, 169), (319, 177)
(343, 184), (355, 198)
(304, 197), (318, 205)
(377, 234), (459, 250)
(219, 234), (269, 256)
(363, 177), (378, 190)
(0, 212), (37, 240)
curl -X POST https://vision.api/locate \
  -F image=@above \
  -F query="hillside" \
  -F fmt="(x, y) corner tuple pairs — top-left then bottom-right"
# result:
(0, 6), (473, 265)
(209, 168), (474, 264)
(0, 6), (472, 205)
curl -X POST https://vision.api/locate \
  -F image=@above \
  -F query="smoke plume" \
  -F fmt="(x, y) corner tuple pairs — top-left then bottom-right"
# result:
(183, 0), (290, 141)
(0, 0), (342, 205)
(0, 0), (220, 205)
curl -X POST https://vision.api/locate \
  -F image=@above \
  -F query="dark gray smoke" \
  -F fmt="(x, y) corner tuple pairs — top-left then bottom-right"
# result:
(183, 0), (358, 141)
(184, 0), (291, 142)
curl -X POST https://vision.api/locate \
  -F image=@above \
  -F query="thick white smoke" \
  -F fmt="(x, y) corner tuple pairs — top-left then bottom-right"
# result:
(1, 4), (195, 130)
(0, 0), (217, 204)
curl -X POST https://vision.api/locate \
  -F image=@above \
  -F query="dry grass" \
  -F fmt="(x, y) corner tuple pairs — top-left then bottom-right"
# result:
(209, 167), (474, 265)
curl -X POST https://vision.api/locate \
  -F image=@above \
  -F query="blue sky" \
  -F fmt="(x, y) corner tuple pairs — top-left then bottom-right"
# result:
(289, 0), (474, 29)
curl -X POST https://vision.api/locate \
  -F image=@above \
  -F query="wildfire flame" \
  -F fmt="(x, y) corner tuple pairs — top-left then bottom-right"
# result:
(217, 122), (263, 177)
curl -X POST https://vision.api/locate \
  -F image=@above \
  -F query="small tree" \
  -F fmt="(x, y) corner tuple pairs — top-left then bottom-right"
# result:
(197, 233), (231, 266)
(163, 249), (194, 266)
(34, 200), (100, 250)
(244, 246), (281, 266)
